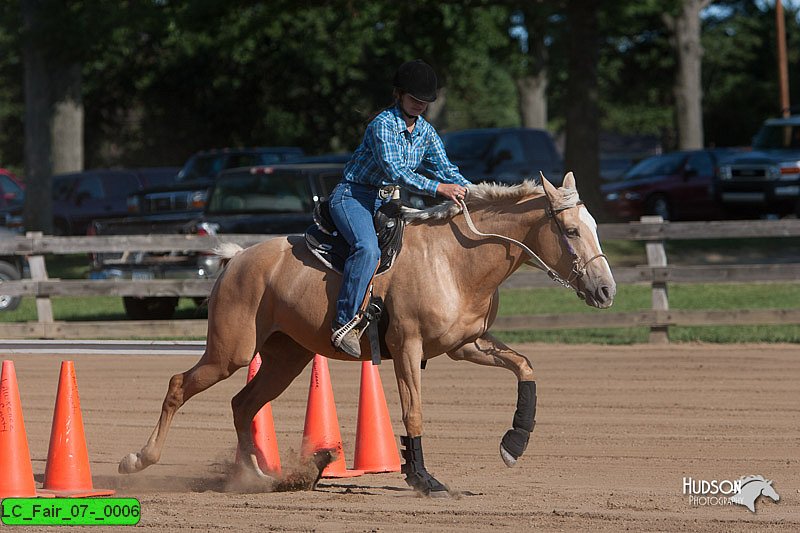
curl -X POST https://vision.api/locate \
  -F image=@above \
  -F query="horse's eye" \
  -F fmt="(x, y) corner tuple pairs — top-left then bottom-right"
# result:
(566, 227), (580, 238)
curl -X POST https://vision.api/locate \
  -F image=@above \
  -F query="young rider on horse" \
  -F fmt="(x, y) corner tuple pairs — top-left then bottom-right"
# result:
(329, 59), (471, 358)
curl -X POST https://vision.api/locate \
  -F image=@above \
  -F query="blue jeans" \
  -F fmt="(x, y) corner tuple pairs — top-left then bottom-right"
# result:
(329, 182), (387, 326)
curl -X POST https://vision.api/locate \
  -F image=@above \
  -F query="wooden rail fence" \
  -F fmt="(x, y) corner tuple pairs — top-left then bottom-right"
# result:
(0, 218), (798, 342)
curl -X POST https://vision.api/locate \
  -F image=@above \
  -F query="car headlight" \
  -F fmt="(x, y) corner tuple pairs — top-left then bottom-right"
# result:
(605, 192), (619, 201)
(623, 191), (641, 201)
(189, 190), (208, 209)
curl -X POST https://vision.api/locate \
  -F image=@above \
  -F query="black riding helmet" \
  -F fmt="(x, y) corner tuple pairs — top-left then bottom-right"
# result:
(393, 59), (438, 103)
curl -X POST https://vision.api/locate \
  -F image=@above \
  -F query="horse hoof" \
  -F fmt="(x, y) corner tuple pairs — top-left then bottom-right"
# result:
(500, 443), (517, 467)
(428, 488), (451, 498)
(118, 453), (142, 474)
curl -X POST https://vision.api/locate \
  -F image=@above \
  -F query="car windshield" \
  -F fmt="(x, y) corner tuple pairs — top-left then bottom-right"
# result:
(621, 152), (685, 180)
(443, 132), (496, 160)
(177, 155), (223, 182)
(207, 172), (311, 214)
(752, 124), (800, 149)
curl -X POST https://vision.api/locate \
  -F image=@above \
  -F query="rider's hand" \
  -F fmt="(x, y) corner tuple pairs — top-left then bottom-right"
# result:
(437, 183), (468, 202)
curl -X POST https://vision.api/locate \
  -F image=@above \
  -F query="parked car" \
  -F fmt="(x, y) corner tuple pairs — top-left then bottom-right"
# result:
(715, 116), (800, 217)
(401, 127), (563, 209)
(601, 149), (743, 221)
(89, 163), (340, 320)
(48, 167), (180, 235)
(0, 168), (25, 229)
(0, 225), (25, 311)
(440, 127), (563, 186)
(126, 147), (305, 217)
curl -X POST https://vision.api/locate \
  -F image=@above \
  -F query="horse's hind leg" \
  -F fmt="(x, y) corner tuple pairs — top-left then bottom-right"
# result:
(231, 333), (314, 479)
(447, 333), (536, 467)
(119, 347), (251, 474)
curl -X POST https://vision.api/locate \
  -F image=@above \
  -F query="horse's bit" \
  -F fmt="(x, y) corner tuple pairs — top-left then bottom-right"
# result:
(457, 195), (607, 291)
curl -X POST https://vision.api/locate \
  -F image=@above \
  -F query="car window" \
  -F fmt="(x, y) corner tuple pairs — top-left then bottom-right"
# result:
(752, 124), (800, 149)
(53, 176), (78, 201)
(524, 131), (559, 160)
(208, 172), (311, 213)
(443, 132), (496, 160)
(257, 153), (284, 165)
(178, 155), (224, 181)
(622, 152), (685, 180)
(686, 152), (713, 176)
(100, 172), (140, 198)
(227, 153), (265, 169)
(75, 175), (104, 200)
(0, 175), (23, 203)
(492, 133), (527, 164)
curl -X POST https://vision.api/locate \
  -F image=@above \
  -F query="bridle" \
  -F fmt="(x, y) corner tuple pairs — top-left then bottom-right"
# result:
(457, 194), (607, 292)
(543, 202), (608, 289)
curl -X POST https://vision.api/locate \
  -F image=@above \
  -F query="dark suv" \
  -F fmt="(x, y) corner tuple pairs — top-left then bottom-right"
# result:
(89, 163), (339, 319)
(126, 147), (305, 216)
(52, 167), (179, 235)
(716, 116), (800, 216)
(441, 127), (563, 185)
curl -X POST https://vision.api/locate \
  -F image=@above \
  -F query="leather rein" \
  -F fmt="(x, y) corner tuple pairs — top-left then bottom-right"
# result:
(456, 195), (607, 291)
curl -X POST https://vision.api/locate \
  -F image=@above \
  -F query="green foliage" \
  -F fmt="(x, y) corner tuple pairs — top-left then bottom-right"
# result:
(0, 1), (797, 169)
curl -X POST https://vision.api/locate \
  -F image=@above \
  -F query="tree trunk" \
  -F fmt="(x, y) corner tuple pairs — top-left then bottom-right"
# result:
(564, 0), (604, 217)
(22, 0), (83, 234)
(517, 74), (548, 129)
(666, 0), (709, 150)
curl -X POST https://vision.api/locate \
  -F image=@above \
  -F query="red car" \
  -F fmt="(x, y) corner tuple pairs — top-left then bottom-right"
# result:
(600, 149), (742, 221)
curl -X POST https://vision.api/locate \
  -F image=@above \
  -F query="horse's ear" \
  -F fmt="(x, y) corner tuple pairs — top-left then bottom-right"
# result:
(562, 171), (576, 190)
(540, 171), (558, 202)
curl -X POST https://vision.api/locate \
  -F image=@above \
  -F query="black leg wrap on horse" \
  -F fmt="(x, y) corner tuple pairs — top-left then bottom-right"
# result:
(400, 436), (447, 495)
(501, 381), (537, 461)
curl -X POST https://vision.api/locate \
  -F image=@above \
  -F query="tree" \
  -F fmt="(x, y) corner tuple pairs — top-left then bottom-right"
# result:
(664, 0), (712, 149)
(563, 0), (603, 216)
(21, 0), (85, 233)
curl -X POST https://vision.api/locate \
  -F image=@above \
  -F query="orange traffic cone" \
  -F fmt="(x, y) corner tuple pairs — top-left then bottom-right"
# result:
(236, 353), (281, 476)
(40, 361), (114, 497)
(0, 360), (38, 498)
(353, 360), (401, 473)
(301, 355), (362, 478)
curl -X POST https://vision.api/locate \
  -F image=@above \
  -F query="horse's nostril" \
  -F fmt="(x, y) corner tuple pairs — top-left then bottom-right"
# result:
(599, 285), (614, 301)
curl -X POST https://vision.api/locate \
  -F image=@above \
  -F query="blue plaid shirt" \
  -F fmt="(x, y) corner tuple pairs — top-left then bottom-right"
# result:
(343, 105), (471, 197)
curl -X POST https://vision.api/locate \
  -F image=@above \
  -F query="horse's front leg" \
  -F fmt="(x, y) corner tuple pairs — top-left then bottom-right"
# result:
(448, 333), (537, 467)
(392, 341), (449, 497)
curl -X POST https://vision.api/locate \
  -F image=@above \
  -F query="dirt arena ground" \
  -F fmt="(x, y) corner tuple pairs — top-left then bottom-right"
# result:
(3, 343), (798, 532)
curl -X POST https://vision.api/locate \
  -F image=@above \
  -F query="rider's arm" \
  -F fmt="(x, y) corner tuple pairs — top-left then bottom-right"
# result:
(420, 129), (472, 188)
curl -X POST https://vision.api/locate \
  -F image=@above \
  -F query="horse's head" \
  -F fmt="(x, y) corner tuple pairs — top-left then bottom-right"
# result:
(539, 172), (616, 309)
(761, 479), (780, 502)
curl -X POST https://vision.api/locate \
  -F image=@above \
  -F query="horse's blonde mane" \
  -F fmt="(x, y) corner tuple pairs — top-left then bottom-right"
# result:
(401, 179), (579, 223)
(739, 475), (769, 485)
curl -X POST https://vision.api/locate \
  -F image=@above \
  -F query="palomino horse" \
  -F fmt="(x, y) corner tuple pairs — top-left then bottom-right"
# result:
(119, 172), (616, 496)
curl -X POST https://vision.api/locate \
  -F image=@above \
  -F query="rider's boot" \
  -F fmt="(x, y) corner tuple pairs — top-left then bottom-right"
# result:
(331, 320), (362, 358)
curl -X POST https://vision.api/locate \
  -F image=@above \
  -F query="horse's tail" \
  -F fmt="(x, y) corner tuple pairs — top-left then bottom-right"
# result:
(213, 242), (245, 270)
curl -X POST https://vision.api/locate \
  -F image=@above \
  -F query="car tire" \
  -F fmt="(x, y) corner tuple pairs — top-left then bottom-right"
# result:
(645, 195), (673, 221)
(123, 296), (179, 320)
(0, 260), (22, 312)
